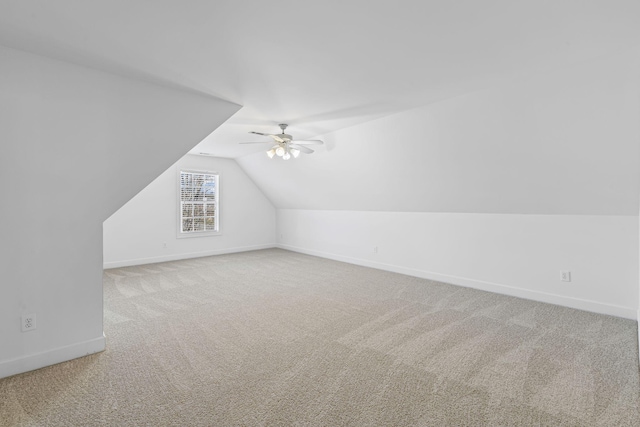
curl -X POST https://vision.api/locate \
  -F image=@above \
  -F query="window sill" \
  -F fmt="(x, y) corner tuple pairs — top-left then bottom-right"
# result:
(176, 231), (222, 239)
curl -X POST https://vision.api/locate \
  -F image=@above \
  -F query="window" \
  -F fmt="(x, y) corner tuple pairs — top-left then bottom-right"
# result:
(179, 170), (219, 236)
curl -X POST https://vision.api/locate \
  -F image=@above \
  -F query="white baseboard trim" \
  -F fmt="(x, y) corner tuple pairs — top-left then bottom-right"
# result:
(104, 243), (276, 269)
(0, 333), (106, 379)
(278, 243), (637, 320)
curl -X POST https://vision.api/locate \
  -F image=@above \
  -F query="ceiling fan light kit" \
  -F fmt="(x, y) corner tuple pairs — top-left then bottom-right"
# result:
(240, 123), (323, 160)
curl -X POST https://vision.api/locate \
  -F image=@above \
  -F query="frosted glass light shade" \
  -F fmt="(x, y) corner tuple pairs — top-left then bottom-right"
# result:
(291, 148), (300, 158)
(283, 152), (291, 160)
(266, 149), (276, 158)
(276, 146), (285, 156)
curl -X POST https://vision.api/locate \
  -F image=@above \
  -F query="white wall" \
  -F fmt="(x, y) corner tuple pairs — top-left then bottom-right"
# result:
(279, 211), (638, 319)
(104, 155), (276, 268)
(0, 45), (239, 378)
(236, 50), (640, 320)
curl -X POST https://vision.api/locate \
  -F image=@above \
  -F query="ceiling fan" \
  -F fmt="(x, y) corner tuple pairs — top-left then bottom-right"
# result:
(240, 124), (323, 160)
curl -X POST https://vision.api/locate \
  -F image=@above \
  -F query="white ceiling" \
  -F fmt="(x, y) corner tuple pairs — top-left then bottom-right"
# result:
(1, 0), (639, 158)
(237, 50), (640, 214)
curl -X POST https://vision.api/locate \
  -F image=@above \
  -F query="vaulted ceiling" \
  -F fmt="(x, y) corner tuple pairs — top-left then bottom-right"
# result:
(1, 1), (639, 215)
(1, 1), (639, 157)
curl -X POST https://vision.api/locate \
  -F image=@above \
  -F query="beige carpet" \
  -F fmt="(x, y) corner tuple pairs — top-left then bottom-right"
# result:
(1, 248), (639, 426)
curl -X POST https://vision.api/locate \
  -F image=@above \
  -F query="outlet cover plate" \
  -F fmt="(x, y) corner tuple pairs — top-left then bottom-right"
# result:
(22, 313), (36, 332)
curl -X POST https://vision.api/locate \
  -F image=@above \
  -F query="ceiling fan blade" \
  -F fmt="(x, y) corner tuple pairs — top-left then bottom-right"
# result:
(289, 144), (314, 154)
(239, 141), (272, 144)
(290, 139), (323, 145)
(249, 131), (284, 143)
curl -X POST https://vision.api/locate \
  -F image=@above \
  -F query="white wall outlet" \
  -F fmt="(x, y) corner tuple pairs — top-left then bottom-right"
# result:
(373, 246), (378, 254)
(22, 313), (36, 332)
(561, 271), (571, 282)
(163, 242), (167, 248)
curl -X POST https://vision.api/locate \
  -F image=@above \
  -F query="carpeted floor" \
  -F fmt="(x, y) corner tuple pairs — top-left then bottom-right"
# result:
(1, 248), (639, 426)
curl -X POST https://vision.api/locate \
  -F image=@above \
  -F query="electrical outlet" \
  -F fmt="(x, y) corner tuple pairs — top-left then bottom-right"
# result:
(373, 246), (378, 254)
(22, 313), (36, 332)
(561, 271), (571, 282)
(163, 242), (167, 248)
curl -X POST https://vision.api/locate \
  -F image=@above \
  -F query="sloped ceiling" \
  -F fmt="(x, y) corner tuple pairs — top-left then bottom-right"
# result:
(1, 1), (639, 215)
(1, 1), (639, 157)
(237, 51), (640, 215)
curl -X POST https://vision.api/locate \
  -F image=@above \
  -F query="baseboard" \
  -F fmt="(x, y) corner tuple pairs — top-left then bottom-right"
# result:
(0, 333), (106, 379)
(278, 243), (637, 320)
(104, 243), (276, 269)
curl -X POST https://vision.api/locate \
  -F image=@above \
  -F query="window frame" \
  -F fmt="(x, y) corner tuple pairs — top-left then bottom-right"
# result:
(176, 169), (221, 238)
